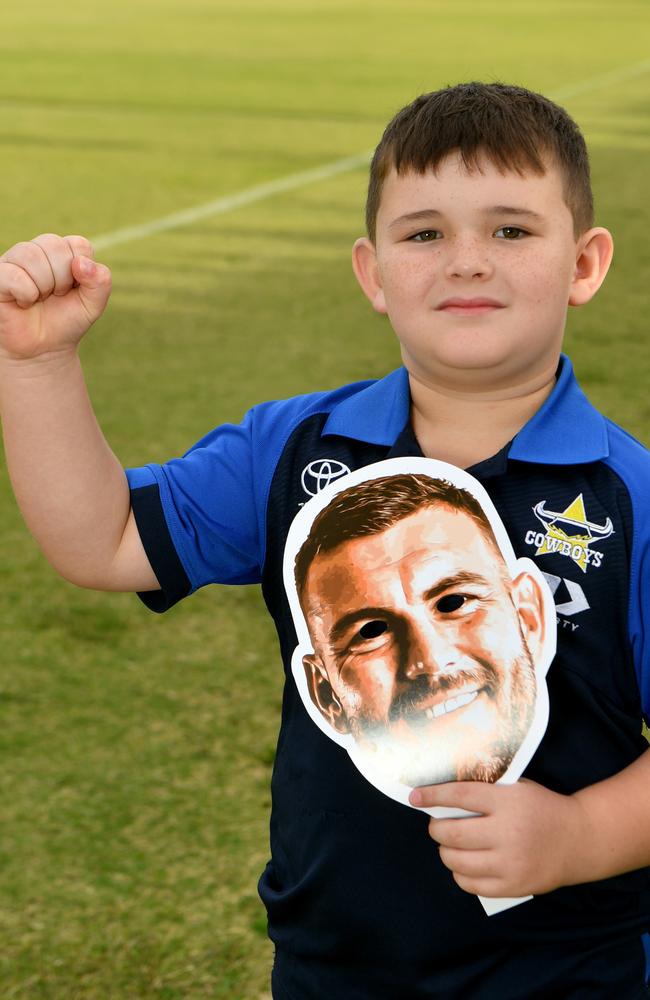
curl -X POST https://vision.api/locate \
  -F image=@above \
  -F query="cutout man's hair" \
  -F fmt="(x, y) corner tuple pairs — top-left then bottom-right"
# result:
(294, 473), (502, 602)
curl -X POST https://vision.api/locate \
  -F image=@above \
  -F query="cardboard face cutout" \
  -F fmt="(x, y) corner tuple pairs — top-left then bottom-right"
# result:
(284, 459), (557, 911)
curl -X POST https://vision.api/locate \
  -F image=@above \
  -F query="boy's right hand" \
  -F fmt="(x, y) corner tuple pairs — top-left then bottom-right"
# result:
(0, 234), (112, 362)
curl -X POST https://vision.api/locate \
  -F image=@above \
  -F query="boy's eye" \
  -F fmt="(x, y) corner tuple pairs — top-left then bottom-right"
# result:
(494, 226), (528, 240)
(410, 230), (442, 242)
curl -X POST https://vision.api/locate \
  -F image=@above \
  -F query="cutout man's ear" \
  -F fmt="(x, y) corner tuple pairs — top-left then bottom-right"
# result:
(351, 237), (388, 315)
(302, 654), (350, 734)
(569, 227), (614, 307)
(511, 571), (546, 665)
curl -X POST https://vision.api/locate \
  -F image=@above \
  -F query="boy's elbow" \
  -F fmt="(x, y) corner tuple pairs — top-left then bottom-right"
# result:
(41, 510), (161, 594)
(54, 559), (161, 594)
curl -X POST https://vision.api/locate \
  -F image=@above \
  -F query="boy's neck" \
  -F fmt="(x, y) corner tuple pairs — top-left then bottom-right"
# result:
(408, 362), (558, 469)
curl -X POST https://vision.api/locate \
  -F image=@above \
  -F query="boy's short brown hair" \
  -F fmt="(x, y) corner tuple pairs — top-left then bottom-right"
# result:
(366, 82), (593, 242)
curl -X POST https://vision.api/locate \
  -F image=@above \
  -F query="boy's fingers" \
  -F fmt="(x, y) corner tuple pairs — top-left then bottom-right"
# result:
(0, 261), (41, 308)
(69, 255), (110, 284)
(69, 255), (112, 322)
(31, 233), (80, 297)
(438, 845), (493, 878)
(0, 241), (56, 300)
(452, 873), (503, 898)
(64, 235), (95, 262)
(0, 236), (97, 303)
(410, 781), (497, 813)
(429, 815), (488, 850)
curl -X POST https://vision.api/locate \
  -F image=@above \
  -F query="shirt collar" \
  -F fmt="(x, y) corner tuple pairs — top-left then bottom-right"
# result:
(322, 355), (609, 465)
(509, 354), (609, 464)
(322, 366), (410, 445)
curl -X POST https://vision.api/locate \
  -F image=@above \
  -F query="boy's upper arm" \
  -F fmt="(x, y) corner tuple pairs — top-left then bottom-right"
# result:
(106, 507), (162, 594)
(121, 403), (275, 612)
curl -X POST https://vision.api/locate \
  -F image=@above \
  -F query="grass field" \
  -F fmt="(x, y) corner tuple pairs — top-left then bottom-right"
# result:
(1, 2), (650, 996)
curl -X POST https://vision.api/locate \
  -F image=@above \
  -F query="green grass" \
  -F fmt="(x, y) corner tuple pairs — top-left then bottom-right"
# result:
(1, 1), (650, 996)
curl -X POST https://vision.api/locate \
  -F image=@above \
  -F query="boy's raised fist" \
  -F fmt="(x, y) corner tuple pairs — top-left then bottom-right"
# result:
(0, 234), (112, 362)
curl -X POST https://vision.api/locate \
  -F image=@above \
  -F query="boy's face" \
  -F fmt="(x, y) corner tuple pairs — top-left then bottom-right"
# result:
(353, 152), (592, 389)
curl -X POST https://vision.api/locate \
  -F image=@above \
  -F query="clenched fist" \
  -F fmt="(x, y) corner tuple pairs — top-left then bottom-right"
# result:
(0, 233), (112, 362)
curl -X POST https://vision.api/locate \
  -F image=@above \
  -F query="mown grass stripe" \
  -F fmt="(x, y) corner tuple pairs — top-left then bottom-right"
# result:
(91, 151), (372, 251)
(89, 56), (650, 254)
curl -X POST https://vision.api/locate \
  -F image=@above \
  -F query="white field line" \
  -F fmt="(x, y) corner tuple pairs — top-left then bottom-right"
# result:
(90, 56), (650, 253)
(550, 57), (650, 101)
(91, 151), (373, 251)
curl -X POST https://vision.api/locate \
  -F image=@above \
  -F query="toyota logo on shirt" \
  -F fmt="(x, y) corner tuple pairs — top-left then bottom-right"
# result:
(301, 459), (351, 496)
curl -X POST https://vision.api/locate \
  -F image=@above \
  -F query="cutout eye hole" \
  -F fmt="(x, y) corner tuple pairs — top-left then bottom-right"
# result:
(358, 620), (388, 639)
(436, 594), (466, 613)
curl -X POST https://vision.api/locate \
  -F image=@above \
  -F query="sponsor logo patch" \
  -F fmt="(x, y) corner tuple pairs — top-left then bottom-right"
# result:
(301, 458), (351, 497)
(524, 493), (613, 573)
(542, 571), (589, 632)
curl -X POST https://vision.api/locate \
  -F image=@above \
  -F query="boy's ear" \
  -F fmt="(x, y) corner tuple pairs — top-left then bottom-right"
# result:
(351, 237), (388, 315)
(303, 653), (350, 735)
(569, 227), (614, 307)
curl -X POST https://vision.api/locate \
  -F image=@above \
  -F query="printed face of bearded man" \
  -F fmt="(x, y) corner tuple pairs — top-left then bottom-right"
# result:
(299, 501), (545, 787)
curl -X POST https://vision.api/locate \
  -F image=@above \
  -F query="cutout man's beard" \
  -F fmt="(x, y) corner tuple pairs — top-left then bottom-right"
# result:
(347, 649), (537, 787)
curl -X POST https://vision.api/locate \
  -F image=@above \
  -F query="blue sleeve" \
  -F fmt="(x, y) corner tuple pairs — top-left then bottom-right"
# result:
(123, 385), (359, 613)
(125, 407), (265, 611)
(630, 526), (650, 725)
(604, 425), (650, 723)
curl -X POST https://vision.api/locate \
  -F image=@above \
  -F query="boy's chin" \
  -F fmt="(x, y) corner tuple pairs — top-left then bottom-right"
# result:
(402, 334), (561, 392)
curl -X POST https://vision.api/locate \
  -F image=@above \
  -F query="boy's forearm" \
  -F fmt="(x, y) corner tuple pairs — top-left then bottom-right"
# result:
(569, 744), (650, 883)
(0, 349), (130, 587)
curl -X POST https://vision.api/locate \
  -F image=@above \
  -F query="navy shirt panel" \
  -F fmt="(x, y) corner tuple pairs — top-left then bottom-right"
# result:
(258, 413), (649, 980)
(124, 357), (650, 996)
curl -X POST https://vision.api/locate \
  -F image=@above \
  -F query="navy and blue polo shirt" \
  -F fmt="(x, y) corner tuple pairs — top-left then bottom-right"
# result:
(126, 355), (650, 999)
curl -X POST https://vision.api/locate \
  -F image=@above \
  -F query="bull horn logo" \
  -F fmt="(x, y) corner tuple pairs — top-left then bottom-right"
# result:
(533, 495), (613, 539)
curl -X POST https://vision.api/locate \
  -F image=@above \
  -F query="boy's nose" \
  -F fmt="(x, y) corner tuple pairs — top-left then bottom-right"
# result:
(444, 240), (493, 280)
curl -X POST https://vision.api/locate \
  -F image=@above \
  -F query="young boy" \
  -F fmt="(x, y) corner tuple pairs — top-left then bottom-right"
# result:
(1, 82), (649, 998)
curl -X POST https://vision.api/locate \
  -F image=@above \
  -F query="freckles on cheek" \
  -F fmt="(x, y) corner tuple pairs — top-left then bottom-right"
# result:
(382, 253), (436, 290)
(527, 251), (573, 303)
(522, 268), (553, 305)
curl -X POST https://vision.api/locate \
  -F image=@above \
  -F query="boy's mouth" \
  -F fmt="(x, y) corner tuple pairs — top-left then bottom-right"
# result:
(436, 297), (505, 314)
